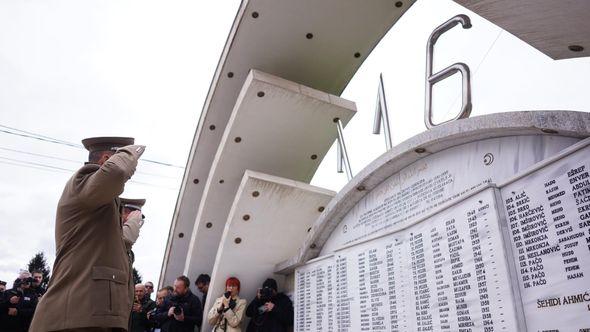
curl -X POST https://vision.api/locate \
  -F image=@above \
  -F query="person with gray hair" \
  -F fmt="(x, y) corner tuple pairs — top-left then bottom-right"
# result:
(130, 283), (156, 332)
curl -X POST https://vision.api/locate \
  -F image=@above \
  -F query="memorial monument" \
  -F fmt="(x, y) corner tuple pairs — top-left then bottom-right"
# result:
(160, 1), (590, 330)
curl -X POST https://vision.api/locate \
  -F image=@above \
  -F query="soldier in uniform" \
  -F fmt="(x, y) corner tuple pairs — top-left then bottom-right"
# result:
(120, 197), (146, 315)
(120, 198), (146, 254)
(29, 137), (145, 332)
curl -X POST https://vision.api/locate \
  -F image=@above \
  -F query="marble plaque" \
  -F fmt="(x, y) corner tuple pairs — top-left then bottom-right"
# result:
(296, 189), (521, 331)
(501, 143), (590, 331)
(321, 135), (578, 253)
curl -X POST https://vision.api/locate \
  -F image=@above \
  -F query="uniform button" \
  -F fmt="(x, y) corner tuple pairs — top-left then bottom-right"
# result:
(112, 275), (116, 279)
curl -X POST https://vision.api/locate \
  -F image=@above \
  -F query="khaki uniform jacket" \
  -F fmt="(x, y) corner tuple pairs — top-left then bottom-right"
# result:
(29, 145), (145, 332)
(208, 296), (247, 332)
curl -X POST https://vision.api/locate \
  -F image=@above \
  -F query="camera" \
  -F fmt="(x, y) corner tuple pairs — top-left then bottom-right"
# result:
(221, 291), (237, 311)
(260, 287), (273, 303)
(147, 307), (157, 319)
(169, 296), (184, 316)
(173, 305), (183, 316)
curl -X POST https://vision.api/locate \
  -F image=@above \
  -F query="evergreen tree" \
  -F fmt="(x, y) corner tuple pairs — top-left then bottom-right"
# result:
(27, 252), (51, 287)
(133, 267), (143, 285)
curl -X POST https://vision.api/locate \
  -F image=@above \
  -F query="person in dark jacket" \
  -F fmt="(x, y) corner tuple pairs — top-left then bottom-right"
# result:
(0, 278), (38, 332)
(130, 283), (156, 332)
(154, 275), (203, 332)
(245, 278), (293, 332)
(30, 270), (46, 298)
(195, 273), (210, 307)
(148, 287), (172, 332)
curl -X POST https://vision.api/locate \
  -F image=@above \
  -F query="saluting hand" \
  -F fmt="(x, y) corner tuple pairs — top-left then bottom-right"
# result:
(127, 210), (142, 224)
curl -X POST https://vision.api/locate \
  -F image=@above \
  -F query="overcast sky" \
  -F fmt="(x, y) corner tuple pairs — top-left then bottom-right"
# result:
(1, 0), (589, 288)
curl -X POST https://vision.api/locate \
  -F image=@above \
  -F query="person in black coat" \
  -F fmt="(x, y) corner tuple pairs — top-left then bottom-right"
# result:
(0, 278), (38, 332)
(245, 278), (293, 332)
(153, 276), (202, 332)
(148, 287), (172, 332)
(30, 270), (46, 298)
(130, 284), (157, 332)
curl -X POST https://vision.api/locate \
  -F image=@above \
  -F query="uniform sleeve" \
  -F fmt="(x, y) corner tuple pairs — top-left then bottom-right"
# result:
(224, 299), (246, 328)
(78, 145), (145, 207)
(122, 214), (144, 245)
(207, 297), (222, 326)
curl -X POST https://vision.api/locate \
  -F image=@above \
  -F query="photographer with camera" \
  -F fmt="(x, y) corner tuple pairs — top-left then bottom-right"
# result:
(207, 277), (246, 332)
(157, 275), (202, 332)
(245, 279), (293, 332)
(0, 277), (38, 332)
(130, 283), (156, 332)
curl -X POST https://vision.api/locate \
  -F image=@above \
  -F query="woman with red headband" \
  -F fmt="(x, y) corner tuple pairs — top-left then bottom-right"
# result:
(208, 277), (247, 331)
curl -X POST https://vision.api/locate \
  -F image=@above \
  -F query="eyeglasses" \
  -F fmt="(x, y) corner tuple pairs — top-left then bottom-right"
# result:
(145, 285), (153, 289)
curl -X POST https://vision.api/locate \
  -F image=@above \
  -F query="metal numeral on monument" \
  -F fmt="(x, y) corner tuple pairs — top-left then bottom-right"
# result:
(424, 14), (473, 129)
(335, 118), (353, 181)
(373, 73), (393, 151)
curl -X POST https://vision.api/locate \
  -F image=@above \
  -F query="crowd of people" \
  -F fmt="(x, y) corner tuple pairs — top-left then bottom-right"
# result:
(1, 137), (294, 332)
(1, 270), (293, 332)
(0, 271), (47, 331)
(131, 274), (293, 332)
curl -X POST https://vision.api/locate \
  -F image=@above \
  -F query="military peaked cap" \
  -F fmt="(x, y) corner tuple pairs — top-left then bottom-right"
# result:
(82, 137), (135, 152)
(120, 198), (146, 210)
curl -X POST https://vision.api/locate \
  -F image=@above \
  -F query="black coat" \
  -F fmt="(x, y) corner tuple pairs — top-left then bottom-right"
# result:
(148, 302), (172, 332)
(154, 291), (202, 332)
(130, 297), (156, 332)
(0, 287), (38, 332)
(31, 285), (45, 298)
(245, 293), (293, 332)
